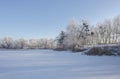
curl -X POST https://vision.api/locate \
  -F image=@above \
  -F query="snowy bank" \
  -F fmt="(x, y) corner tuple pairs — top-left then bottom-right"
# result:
(84, 46), (120, 56)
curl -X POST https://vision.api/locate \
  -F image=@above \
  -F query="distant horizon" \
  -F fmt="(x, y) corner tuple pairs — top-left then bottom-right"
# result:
(0, 0), (120, 39)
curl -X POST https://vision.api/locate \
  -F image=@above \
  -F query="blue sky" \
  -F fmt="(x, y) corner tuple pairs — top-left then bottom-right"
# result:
(0, 0), (120, 39)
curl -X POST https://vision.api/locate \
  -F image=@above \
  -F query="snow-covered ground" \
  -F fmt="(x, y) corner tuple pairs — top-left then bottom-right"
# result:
(0, 49), (120, 79)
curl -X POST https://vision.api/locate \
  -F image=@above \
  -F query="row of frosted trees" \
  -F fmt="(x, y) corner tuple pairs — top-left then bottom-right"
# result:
(56, 15), (120, 50)
(0, 15), (120, 50)
(91, 15), (120, 44)
(0, 37), (56, 49)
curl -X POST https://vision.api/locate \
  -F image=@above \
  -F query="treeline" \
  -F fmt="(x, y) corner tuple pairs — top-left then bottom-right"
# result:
(56, 15), (120, 50)
(0, 15), (120, 50)
(0, 37), (56, 49)
(91, 15), (120, 44)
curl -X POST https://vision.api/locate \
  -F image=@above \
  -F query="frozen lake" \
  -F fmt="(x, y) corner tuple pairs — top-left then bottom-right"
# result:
(0, 49), (120, 79)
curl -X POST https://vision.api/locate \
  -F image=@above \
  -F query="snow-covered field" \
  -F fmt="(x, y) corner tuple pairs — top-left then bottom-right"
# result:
(0, 49), (120, 79)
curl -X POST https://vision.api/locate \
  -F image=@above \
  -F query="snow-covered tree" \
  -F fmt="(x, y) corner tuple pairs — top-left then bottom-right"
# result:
(0, 37), (14, 49)
(112, 15), (120, 43)
(65, 18), (80, 49)
(18, 38), (28, 49)
(28, 39), (38, 49)
(56, 31), (66, 49)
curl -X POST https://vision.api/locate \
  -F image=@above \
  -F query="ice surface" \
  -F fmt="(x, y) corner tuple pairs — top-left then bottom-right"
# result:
(0, 49), (120, 79)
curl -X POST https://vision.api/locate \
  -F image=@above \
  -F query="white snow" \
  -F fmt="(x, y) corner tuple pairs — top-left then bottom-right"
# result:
(0, 49), (120, 79)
